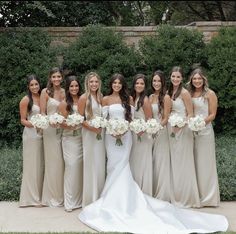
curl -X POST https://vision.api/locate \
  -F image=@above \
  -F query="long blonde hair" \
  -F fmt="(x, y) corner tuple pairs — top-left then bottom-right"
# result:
(84, 72), (102, 120)
(187, 68), (209, 97)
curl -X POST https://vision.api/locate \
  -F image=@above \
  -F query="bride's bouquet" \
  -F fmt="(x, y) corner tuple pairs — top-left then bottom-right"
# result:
(49, 113), (65, 134)
(29, 114), (49, 133)
(106, 118), (129, 146)
(188, 114), (206, 135)
(88, 116), (107, 140)
(129, 118), (147, 142)
(168, 113), (186, 137)
(146, 118), (163, 139)
(65, 112), (84, 136)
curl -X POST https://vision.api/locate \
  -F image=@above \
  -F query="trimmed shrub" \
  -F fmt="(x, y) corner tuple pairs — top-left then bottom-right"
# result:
(139, 24), (206, 80)
(62, 25), (142, 94)
(206, 27), (236, 134)
(0, 28), (60, 147)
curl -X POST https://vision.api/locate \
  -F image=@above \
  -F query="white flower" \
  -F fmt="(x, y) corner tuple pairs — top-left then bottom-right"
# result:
(146, 118), (163, 136)
(168, 113), (186, 128)
(49, 113), (65, 125)
(29, 114), (49, 129)
(88, 116), (107, 129)
(188, 115), (206, 132)
(129, 118), (147, 134)
(106, 118), (129, 146)
(66, 113), (84, 127)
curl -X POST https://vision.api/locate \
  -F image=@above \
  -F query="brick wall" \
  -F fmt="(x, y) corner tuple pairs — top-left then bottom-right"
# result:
(1, 21), (236, 48)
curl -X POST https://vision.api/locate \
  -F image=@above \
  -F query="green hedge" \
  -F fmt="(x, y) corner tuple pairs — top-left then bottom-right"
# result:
(0, 135), (235, 201)
(0, 28), (60, 147)
(62, 25), (142, 93)
(206, 27), (236, 134)
(0, 25), (235, 147)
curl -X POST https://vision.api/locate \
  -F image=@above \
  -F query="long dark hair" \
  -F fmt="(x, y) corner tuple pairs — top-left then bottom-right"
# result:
(65, 75), (81, 114)
(108, 73), (132, 122)
(26, 74), (41, 113)
(46, 67), (63, 98)
(167, 66), (183, 100)
(131, 74), (147, 111)
(151, 70), (166, 114)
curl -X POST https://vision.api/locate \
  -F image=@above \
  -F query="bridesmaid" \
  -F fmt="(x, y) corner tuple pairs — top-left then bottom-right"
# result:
(167, 66), (200, 208)
(78, 72), (106, 207)
(188, 68), (220, 207)
(149, 70), (171, 202)
(19, 74), (44, 207)
(58, 75), (83, 212)
(40, 67), (65, 207)
(129, 74), (153, 196)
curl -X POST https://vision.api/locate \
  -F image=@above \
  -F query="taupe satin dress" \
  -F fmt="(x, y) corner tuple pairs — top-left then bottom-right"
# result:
(82, 96), (106, 207)
(168, 97), (200, 208)
(42, 97), (64, 207)
(19, 104), (44, 206)
(130, 103), (153, 196)
(152, 103), (171, 202)
(62, 105), (83, 211)
(192, 96), (220, 207)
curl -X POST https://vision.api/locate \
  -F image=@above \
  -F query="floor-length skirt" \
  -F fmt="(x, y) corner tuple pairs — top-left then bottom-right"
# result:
(42, 126), (64, 207)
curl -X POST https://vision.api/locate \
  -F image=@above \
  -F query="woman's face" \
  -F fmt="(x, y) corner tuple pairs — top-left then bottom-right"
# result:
(192, 73), (204, 89)
(135, 78), (145, 94)
(29, 79), (40, 94)
(112, 78), (122, 93)
(69, 80), (79, 96)
(51, 72), (62, 87)
(152, 75), (162, 92)
(88, 75), (99, 92)
(171, 71), (182, 87)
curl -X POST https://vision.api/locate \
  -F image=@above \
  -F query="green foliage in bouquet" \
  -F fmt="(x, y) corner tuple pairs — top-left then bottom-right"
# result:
(205, 27), (236, 134)
(0, 28), (59, 146)
(62, 25), (142, 94)
(139, 24), (206, 80)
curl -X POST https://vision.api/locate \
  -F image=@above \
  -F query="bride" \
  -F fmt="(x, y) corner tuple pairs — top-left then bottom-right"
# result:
(78, 73), (228, 234)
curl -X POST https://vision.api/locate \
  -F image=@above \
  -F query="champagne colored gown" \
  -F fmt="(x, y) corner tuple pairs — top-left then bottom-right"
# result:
(19, 104), (44, 206)
(82, 96), (106, 207)
(130, 101), (153, 196)
(42, 97), (64, 207)
(192, 96), (220, 206)
(62, 105), (83, 211)
(152, 103), (171, 202)
(168, 97), (200, 208)
(78, 104), (228, 234)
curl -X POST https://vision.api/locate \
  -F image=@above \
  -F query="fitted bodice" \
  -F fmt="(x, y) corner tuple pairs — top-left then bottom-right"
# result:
(151, 103), (162, 123)
(192, 96), (209, 118)
(171, 97), (186, 118)
(28, 104), (40, 120)
(108, 104), (125, 119)
(47, 97), (60, 115)
(85, 96), (102, 119)
(134, 99), (145, 119)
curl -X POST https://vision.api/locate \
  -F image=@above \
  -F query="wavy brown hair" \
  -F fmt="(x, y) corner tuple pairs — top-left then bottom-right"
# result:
(151, 70), (166, 114)
(46, 67), (63, 98)
(187, 68), (209, 97)
(168, 66), (183, 100)
(108, 73), (132, 122)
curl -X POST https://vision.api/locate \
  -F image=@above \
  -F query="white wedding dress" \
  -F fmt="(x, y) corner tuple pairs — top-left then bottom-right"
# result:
(78, 104), (228, 234)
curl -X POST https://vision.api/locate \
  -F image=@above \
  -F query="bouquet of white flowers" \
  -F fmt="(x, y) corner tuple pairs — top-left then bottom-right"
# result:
(168, 113), (186, 137)
(129, 118), (147, 141)
(29, 114), (49, 131)
(65, 112), (84, 136)
(146, 118), (163, 139)
(188, 114), (206, 134)
(88, 116), (107, 140)
(49, 113), (65, 134)
(106, 118), (129, 146)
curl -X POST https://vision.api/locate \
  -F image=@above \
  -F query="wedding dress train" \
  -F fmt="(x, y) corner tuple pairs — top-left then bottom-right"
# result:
(78, 104), (228, 234)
